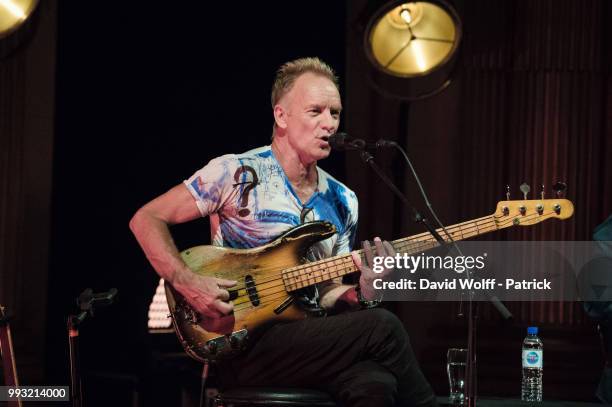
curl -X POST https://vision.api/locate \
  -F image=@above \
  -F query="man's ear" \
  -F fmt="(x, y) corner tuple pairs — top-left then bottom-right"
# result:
(273, 104), (288, 130)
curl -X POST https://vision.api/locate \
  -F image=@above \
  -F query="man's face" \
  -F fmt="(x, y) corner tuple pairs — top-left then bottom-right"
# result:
(277, 73), (342, 164)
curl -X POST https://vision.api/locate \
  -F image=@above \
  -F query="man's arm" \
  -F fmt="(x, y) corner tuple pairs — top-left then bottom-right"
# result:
(319, 282), (356, 310)
(129, 183), (236, 318)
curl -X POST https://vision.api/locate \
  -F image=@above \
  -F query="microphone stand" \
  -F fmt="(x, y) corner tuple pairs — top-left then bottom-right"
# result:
(359, 150), (482, 407)
(359, 151), (448, 246)
(67, 288), (118, 407)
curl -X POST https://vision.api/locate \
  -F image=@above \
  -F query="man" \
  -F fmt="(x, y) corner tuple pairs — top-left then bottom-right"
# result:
(130, 57), (437, 407)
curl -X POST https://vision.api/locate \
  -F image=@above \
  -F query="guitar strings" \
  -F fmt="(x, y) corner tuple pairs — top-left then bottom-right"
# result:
(229, 211), (543, 300)
(232, 210), (556, 311)
(225, 214), (494, 291)
(228, 212), (513, 293)
(228, 218), (490, 301)
(230, 211), (554, 313)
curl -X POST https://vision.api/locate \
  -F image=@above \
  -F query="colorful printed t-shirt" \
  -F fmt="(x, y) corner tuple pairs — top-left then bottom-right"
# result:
(183, 145), (358, 309)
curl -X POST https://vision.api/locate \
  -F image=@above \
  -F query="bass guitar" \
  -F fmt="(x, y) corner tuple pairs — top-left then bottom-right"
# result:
(165, 198), (574, 361)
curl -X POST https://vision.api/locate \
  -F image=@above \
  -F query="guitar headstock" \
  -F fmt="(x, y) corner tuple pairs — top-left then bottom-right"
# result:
(493, 198), (574, 228)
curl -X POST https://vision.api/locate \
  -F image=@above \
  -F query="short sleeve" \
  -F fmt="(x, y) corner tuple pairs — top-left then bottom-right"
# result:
(332, 192), (358, 256)
(183, 155), (237, 217)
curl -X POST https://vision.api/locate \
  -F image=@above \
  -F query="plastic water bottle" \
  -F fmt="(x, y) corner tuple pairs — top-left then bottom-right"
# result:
(521, 326), (543, 402)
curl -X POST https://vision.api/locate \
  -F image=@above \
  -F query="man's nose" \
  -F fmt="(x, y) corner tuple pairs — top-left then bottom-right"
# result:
(321, 110), (338, 131)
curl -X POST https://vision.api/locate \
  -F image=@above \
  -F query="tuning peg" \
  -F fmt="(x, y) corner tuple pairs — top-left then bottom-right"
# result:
(540, 184), (545, 200)
(552, 182), (567, 198)
(520, 183), (530, 200)
(505, 185), (510, 201)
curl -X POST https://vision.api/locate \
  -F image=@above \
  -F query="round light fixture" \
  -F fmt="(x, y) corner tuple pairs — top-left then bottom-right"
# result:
(0, 0), (39, 58)
(0, 0), (38, 38)
(364, 0), (462, 99)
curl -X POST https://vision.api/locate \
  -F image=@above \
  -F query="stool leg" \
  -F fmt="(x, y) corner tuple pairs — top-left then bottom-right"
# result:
(200, 361), (210, 407)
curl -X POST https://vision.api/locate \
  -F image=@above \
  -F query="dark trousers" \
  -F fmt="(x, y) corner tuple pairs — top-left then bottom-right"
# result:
(221, 308), (438, 407)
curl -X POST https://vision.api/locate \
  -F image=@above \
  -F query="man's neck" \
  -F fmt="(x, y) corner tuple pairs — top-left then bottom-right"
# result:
(271, 138), (318, 191)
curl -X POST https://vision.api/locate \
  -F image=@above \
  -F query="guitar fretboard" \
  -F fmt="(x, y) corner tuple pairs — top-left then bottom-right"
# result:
(281, 215), (497, 291)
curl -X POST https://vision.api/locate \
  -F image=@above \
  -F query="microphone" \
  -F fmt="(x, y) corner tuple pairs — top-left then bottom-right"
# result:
(328, 132), (396, 151)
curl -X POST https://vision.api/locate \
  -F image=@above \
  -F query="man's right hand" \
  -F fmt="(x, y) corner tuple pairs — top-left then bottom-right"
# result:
(172, 269), (237, 318)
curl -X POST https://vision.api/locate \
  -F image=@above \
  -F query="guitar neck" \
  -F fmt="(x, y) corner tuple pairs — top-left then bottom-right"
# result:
(282, 214), (496, 291)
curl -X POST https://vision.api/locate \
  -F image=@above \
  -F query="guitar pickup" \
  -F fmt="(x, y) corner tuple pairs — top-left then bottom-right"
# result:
(245, 275), (260, 306)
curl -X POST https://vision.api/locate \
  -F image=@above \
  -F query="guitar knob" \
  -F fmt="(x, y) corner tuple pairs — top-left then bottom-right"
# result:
(519, 205), (526, 216)
(536, 203), (544, 215)
(520, 183), (530, 200)
(552, 182), (567, 198)
(229, 334), (241, 349)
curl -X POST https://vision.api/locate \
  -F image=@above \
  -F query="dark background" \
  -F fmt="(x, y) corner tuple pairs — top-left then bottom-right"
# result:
(1, 0), (611, 405)
(49, 1), (348, 402)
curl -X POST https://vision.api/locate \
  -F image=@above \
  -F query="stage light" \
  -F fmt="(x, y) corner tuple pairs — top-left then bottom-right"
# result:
(0, 0), (39, 58)
(148, 279), (172, 331)
(364, 0), (462, 100)
(0, 0), (37, 38)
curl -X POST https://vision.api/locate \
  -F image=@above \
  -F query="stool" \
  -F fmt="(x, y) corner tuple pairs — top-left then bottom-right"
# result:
(214, 387), (337, 406)
(199, 360), (337, 407)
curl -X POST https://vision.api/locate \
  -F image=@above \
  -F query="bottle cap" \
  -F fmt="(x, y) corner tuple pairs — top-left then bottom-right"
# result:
(527, 326), (538, 335)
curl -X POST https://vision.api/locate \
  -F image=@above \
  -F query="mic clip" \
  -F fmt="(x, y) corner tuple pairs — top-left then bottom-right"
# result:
(328, 132), (397, 151)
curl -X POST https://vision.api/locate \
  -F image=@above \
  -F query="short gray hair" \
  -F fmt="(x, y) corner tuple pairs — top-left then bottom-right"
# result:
(270, 57), (339, 137)
(271, 57), (339, 109)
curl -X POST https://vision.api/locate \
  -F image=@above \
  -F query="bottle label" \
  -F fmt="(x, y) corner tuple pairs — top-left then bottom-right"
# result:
(522, 349), (543, 368)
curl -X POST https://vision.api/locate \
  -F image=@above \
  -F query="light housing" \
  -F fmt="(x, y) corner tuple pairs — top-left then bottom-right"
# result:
(364, 0), (462, 100)
(0, 0), (39, 58)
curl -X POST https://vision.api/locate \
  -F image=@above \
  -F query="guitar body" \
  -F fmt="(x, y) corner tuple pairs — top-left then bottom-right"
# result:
(165, 221), (336, 361)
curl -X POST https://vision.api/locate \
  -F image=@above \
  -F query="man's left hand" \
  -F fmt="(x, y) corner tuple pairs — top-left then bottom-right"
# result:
(351, 237), (396, 301)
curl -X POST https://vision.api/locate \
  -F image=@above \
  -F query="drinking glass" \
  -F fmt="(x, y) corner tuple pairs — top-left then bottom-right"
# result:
(447, 348), (468, 405)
